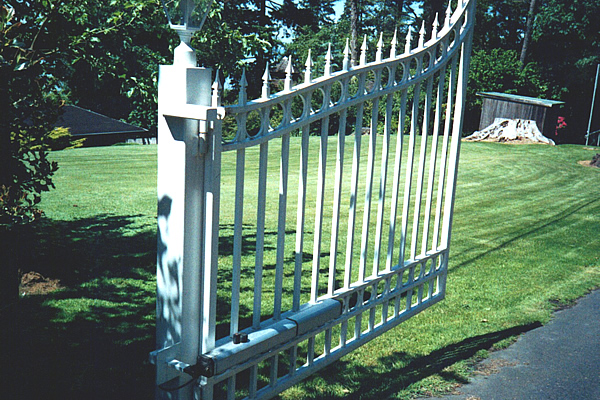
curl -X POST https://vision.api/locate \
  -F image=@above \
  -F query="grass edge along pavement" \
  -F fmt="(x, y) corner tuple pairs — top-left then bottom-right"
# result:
(2, 141), (599, 400)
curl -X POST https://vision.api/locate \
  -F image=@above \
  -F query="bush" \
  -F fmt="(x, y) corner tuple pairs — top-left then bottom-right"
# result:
(464, 48), (548, 133)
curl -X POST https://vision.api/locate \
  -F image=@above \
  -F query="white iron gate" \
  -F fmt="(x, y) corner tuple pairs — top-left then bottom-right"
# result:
(152, 1), (476, 398)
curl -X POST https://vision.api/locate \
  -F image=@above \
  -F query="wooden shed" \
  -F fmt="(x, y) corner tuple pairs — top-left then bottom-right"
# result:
(477, 92), (564, 139)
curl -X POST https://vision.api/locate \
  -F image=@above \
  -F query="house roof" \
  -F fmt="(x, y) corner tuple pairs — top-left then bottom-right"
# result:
(54, 105), (148, 137)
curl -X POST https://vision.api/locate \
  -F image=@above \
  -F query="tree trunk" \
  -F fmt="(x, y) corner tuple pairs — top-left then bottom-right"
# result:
(519, 0), (537, 67)
(350, 0), (358, 66)
(395, 0), (406, 25)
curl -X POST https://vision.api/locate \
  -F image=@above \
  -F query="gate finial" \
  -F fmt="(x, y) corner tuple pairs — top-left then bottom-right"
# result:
(284, 56), (294, 92)
(212, 69), (222, 107)
(376, 33), (384, 62)
(389, 29), (398, 59)
(305, 49), (313, 83)
(238, 68), (248, 105)
(432, 13), (439, 40)
(418, 21), (426, 48)
(324, 43), (332, 76)
(343, 39), (350, 71)
(445, 1), (452, 28)
(405, 26), (412, 54)
(262, 62), (271, 99)
(360, 34), (368, 66)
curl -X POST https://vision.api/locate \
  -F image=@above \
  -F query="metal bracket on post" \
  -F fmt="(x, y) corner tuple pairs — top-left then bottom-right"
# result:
(150, 343), (182, 386)
(163, 106), (219, 155)
(150, 343), (216, 386)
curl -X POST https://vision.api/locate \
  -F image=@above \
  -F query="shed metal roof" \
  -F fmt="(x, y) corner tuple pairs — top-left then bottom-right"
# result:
(477, 92), (564, 108)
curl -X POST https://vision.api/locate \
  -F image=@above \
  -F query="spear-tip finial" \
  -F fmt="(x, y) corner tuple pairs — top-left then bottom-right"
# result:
(360, 34), (368, 66)
(238, 68), (248, 105)
(445, 1), (452, 28)
(212, 69), (222, 107)
(261, 62), (271, 99)
(343, 38), (351, 71)
(304, 49), (313, 83)
(432, 13), (439, 40)
(390, 29), (398, 59)
(405, 26), (413, 54)
(376, 32), (384, 62)
(324, 43), (333, 76)
(418, 20), (426, 48)
(284, 56), (294, 92)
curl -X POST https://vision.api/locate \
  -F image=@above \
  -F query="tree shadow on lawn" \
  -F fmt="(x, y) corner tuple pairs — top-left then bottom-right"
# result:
(289, 322), (542, 399)
(451, 196), (600, 274)
(0, 214), (157, 400)
(0, 213), (547, 400)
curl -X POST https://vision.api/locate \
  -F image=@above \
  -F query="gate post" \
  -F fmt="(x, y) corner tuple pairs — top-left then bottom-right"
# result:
(155, 37), (212, 399)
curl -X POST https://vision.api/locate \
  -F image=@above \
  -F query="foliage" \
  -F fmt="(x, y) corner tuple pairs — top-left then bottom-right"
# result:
(0, 3), (60, 225)
(464, 48), (548, 131)
(47, 127), (87, 151)
(529, 0), (600, 137)
(469, 0), (600, 140)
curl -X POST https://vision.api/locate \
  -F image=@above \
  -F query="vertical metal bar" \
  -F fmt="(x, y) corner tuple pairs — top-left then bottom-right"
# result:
(416, 262), (424, 305)
(373, 93), (394, 276)
(324, 327), (332, 356)
(253, 141), (269, 329)
(270, 354), (279, 387)
(231, 148), (245, 336)
(311, 114), (330, 303)
(368, 283), (376, 331)
(274, 133), (290, 319)
(386, 89), (408, 271)
(381, 275), (391, 323)
(328, 109), (348, 296)
(200, 110), (223, 400)
(340, 298), (349, 346)
(428, 256), (436, 298)
(344, 101), (365, 288)
(410, 76), (433, 260)
(359, 97), (379, 283)
(355, 289), (363, 339)
(586, 64), (599, 146)
(226, 375), (236, 400)
(202, 111), (222, 354)
(293, 123), (311, 311)
(433, 56), (458, 251)
(249, 365), (258, 398)
(399, 82), (421, 265)
(180, 118), (205, 368)
(422, 66), (447, 255)
(307, 337), (316, 365)
(441, 27), (473, 251)
(289, 345), (298, 376)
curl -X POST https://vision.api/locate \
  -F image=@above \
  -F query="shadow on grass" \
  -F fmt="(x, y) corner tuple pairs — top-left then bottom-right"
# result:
(288, 322), (542, 399)
(0, 215), (156, 400)
(0, 211), (550, 400)
(451, 197), (600, 273)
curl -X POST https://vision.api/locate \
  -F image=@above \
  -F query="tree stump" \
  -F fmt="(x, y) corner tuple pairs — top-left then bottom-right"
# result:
(465, 118), (555, 145)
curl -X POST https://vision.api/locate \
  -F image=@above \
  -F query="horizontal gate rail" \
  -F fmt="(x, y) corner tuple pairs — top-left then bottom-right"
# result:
(152, 0), (475, 399)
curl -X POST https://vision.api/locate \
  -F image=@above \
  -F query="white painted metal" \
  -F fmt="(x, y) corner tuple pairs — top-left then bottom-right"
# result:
(585, 64), (600, 146)
(152, 1), (476, 399)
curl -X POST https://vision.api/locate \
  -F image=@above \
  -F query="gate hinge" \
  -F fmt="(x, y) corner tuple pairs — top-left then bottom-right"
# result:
(197, 108), (218, 155)
(184, 355), (215, 378)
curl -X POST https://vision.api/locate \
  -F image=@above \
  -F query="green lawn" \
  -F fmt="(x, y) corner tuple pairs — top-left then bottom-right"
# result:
(2, 140), (599, 400)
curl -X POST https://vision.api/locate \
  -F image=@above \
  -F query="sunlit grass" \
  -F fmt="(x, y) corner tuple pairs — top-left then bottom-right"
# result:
(2, 141), (599, 400)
